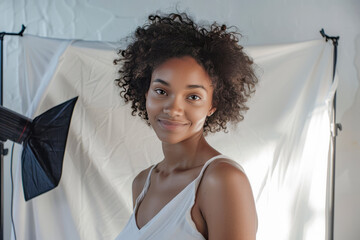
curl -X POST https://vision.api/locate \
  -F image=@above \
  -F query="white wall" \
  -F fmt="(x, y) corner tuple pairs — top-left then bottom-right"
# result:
(1, 0), (359, 239)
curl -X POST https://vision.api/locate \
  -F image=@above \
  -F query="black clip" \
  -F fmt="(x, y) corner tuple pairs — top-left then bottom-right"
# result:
(320, 28), (339, 46)
(0, 24), (26, 40)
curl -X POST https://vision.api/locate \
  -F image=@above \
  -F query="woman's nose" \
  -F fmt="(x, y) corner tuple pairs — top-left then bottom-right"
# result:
(163, 96), (183, 117)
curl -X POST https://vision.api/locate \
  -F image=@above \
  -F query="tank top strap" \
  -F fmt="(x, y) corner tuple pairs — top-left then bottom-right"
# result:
(194, 154), (244, 190)
(133, 163), (158, 211)
(197, 154), (228, 177)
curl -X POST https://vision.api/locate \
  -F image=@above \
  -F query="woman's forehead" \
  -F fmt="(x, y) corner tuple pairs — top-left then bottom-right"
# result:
(151, 56), (213, 88)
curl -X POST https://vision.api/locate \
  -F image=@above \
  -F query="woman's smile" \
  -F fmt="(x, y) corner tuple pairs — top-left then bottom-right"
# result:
(157, 118), (190, 131)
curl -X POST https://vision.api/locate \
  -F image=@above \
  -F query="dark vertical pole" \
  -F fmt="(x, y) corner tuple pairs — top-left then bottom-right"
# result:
(330, 41), (336, 240)
(330, 38), (341, 240)
(0, 33), (4, 240)
(1, 34), (3, 105)
(0, 142), (4, 240)
(320, 29), (341, 240)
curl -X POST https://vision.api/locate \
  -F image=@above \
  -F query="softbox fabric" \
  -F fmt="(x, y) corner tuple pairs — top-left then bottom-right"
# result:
(22, 97), (78, 201)
(11, 35), (336, 240)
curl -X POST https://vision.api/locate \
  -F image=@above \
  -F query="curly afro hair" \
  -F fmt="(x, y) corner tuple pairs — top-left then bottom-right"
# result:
(114, 12), (258, 133)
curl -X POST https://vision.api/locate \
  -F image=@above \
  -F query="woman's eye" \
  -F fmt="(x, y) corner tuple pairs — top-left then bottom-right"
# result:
(188, 95), (201, 101)
(155, 89), (167, 95)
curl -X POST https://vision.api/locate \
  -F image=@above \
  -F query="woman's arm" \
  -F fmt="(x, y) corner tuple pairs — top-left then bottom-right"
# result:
(198, 160), (257, 240)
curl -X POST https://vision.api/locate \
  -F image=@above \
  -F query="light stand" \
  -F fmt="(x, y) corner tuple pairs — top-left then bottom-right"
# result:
(0, 24), (26, 240)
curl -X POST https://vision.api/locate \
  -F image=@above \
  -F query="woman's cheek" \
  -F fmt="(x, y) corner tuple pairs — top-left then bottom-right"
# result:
(145, 96), (158, 119)
(190, 110), (208, 129)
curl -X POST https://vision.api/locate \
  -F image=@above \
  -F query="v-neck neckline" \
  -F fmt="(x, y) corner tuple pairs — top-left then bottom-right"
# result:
(134, 177), (196, 231)
(134, 154), (225, 231)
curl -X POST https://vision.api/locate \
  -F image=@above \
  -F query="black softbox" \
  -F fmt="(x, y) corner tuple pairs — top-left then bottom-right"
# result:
(0, 97), (77, 200)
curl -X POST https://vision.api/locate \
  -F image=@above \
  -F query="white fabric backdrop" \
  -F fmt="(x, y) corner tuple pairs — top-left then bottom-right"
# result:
(11, 35), (336, 240)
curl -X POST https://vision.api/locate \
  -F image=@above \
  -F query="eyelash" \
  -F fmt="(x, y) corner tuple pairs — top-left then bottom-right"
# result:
(155, 89), (167, 95)
(187, 95), (201, 101)
(154, 89), (201, 101)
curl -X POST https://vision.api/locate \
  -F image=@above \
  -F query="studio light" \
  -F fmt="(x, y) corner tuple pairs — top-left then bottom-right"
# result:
(0, 97), (77, 200)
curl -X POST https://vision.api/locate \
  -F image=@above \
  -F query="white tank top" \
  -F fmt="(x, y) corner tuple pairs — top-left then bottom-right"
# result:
(115, 155), (243, 240)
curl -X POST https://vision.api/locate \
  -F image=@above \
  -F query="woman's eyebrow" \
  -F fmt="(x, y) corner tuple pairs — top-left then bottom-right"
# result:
(153, 79), (169, 86)
(186, 84), (207, 92)
(153, 78), (207, 92)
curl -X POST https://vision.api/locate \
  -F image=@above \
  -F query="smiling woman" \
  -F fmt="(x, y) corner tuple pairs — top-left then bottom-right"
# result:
(114, 12), (258, 240)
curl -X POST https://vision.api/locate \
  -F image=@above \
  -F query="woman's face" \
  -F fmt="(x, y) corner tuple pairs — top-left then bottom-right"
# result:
(145, 56), (216, 144)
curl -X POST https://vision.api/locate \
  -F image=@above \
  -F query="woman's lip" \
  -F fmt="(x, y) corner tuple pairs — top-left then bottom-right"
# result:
(158, 119), (189, 130)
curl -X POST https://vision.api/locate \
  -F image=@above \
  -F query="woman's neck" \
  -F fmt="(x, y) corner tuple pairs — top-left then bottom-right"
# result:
(159, 133), (219, 173)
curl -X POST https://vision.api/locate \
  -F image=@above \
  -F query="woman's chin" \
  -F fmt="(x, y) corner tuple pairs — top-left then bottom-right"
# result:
(156, 130), (204, 146)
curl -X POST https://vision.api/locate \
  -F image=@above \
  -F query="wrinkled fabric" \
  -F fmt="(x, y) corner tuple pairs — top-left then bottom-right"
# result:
(11, 35), (336, 240)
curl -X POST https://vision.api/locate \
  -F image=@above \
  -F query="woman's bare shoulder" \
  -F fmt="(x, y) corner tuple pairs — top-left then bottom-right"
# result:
(208, 158), (245, 173)
(198, 158), (257, 239)
(200, 158), (248, 194)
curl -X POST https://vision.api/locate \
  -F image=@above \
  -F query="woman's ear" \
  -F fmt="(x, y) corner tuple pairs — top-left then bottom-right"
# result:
(208, 107), (216, 117)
